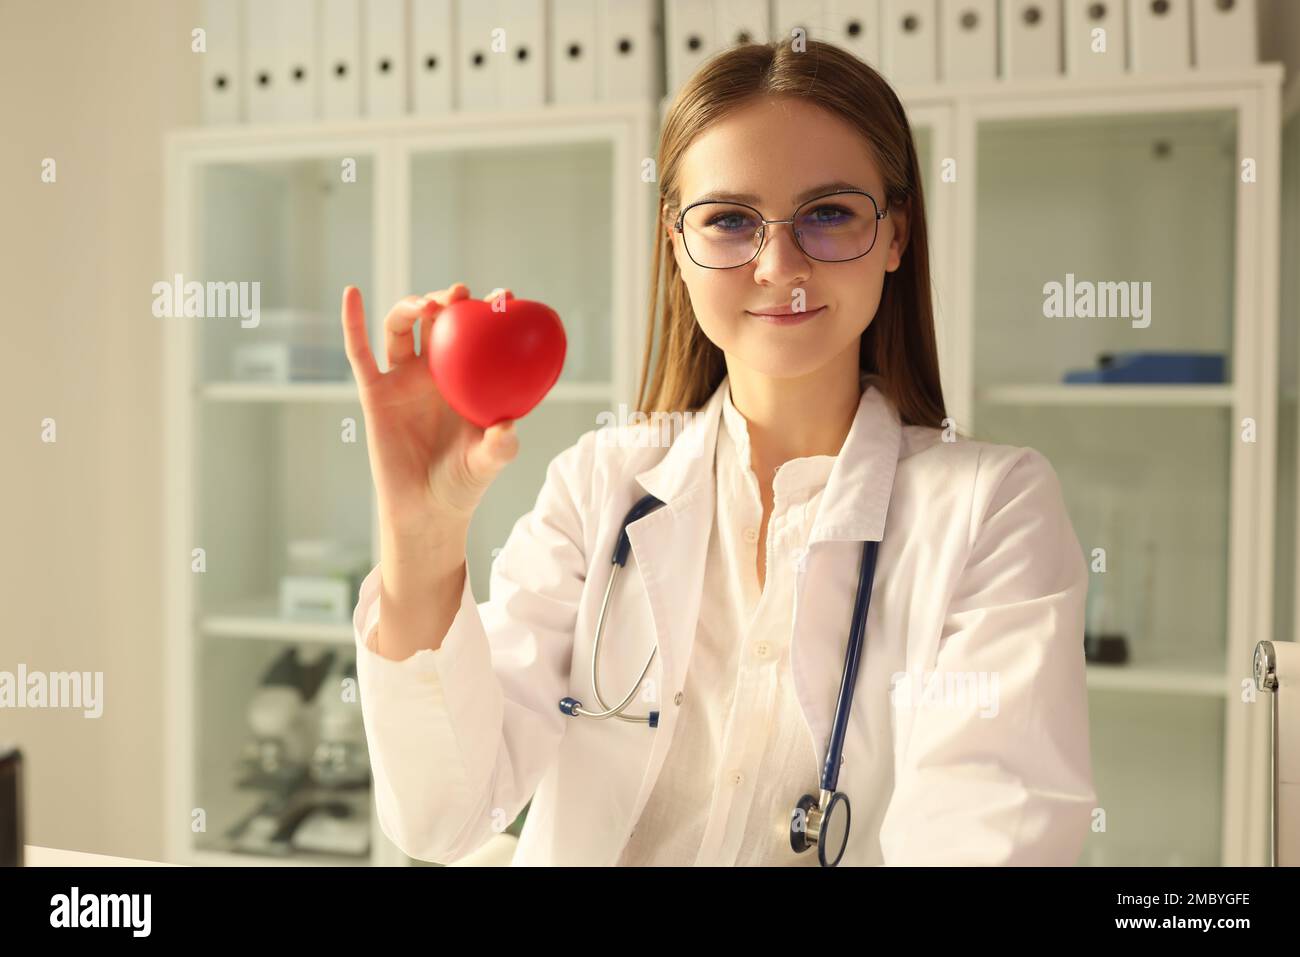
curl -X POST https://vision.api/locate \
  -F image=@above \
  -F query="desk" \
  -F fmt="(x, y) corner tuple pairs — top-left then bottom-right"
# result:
(23, 845), (177, 867)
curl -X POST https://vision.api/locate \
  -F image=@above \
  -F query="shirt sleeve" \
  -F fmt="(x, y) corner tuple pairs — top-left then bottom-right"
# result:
(877, 446), (1096, 866)
(351, 430), (594, 863)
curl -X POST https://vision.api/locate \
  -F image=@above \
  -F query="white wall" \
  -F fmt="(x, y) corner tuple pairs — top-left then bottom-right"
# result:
(0, 0), (200, 860)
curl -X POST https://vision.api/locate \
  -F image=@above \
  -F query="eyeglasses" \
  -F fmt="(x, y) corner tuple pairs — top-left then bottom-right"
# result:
(673, 189), (889, 270)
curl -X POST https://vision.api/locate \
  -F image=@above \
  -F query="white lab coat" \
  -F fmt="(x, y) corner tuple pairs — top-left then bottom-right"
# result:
(352, 373), (1096, 866)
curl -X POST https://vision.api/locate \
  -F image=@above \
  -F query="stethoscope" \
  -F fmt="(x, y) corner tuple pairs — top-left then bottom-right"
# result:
(558, 492), (883, 868)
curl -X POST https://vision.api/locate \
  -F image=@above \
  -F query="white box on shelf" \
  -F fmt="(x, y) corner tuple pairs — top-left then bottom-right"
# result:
(883, 0), (938, 85)
(597, 0), (660, 102)
(774, 0), (836, 45)
(552, 0), (599, 104)
(279, 577), (351, 622)
(456, 0), (499, 110)
(1064, 0), (1127, 77)
(320, 0), (363, 120)
(364, 0), (408, 117)
(1001, 0), (1062, 78)
(411, 0), (455, 115)
(666, 0), (718, 97)
(500, 0), (548, 110)
(940, 0), (998, 81)
(200, 0), (242, 125)
(715, 0), (771, 48)
(1192, 0), (1256, 70)
(1128, 0), (1191, 73)
(828, 0), (883, 66)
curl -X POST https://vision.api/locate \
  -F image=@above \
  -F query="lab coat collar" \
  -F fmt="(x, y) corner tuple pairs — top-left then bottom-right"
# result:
(633, 370), (900, 545)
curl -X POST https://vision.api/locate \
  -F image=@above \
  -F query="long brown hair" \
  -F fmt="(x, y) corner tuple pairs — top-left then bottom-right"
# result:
(635, 39), (947, 429)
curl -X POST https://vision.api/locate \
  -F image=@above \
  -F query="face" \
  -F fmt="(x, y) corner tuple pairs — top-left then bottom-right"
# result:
(664, 96), (909, 381)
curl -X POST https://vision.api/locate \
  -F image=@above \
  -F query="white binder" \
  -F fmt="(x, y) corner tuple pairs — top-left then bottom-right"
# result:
(1128, 0), (1191, 73)
(277, 0), (318, 122)
(882, 0), (938, 85)
(1064, 0), (1126, 77)
(364, 0), (408, 117)
(940, 0), (997, 82)
(553, 0), (599, 104)
(456, 0), (499, 110)
(715, 0), (771, 48)
(411, 0), (455, 115)
(321, 0), (362, 120)
(1192, 0), (1256, 70)
(499, 0), (548, 110)
(666, 0), (718, 96)
(1001, 0), (1062, 78)
(245, 1), (279, 123)
(598, 0), (660, 102)
(828, 0), (883, 66)
(200, 0), (242, 125)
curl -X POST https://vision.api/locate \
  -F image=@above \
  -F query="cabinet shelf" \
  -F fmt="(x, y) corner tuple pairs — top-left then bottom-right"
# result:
(200, 597), (355, 644)
(198, 380), (615, 404)
(978, 383), (1237, 408)
(1086, 656), (1230, 697)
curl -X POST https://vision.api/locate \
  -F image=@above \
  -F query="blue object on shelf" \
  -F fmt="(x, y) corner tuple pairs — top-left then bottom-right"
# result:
(1063, 351), (1226, 384)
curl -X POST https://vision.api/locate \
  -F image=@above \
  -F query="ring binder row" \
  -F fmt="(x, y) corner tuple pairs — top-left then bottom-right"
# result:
(199, 0), (664, 125)
(200, 0), (1260, 126)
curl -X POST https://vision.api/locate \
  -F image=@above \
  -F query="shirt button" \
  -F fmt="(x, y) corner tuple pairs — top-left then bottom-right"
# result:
(674, 691), (684, 706)
(730, 770), (744, 786)
(753, 640), (770, 659)
(743, 527), (758, 544)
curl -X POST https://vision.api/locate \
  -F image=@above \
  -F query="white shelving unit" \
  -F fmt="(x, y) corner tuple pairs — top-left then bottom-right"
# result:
(165, 57), (1285, 867)
(163, 101), (657, 867)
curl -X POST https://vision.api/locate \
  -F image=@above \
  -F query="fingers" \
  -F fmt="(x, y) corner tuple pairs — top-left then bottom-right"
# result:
(383, 294), (437, 368)
(420, 283), (470, 359)
(341, 286), (379, 388)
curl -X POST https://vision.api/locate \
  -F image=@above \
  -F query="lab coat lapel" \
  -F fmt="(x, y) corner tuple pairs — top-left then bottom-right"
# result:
(614, 381), (726, 846)
(624, 380), (726, 707)
(791, 377), (903, 777)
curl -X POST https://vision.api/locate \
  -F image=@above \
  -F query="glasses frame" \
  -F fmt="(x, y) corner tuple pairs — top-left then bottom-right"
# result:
(672, 188), (889, 270)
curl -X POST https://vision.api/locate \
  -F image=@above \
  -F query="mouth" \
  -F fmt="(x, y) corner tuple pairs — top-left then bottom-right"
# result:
(745, 304), (826, 326)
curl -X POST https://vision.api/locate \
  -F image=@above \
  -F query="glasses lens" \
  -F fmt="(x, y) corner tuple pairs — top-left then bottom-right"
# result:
(793, 193), (880, 262)
(681, 203), (764, 268)
(681, 194), (881, 268)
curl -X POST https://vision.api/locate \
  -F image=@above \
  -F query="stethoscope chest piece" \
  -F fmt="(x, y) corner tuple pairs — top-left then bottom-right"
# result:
(790, 790), (852, 867)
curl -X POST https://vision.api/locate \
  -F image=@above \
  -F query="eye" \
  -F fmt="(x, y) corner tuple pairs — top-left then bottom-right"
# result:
(704, 211), (758, 232)
(804, 203), (855, 225)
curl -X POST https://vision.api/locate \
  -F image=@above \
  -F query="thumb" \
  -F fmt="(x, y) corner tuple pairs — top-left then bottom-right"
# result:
(464, 420), (519, 487)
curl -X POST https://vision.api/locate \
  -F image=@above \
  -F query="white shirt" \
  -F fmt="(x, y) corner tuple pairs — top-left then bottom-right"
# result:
(617, 383), (835, 866)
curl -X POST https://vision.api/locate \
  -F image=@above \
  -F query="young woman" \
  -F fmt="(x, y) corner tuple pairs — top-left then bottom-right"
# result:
(341, 40), (1095, 867)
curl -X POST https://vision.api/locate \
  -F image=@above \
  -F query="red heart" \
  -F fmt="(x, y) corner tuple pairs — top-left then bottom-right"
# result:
(427, 296), (567, 429)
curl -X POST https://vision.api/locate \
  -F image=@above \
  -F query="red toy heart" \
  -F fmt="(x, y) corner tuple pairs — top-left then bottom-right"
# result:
(427, 296), (566, 429)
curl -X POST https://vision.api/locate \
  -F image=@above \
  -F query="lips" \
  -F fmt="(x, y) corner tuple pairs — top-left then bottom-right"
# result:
(748, 304), (823, 317)
(745, 304), (826, 325)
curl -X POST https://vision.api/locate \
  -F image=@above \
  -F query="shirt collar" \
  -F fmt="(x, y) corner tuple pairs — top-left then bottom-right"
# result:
(635, 369), (900, 544)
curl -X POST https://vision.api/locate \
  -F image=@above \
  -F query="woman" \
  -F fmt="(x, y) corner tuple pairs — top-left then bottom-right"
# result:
(341, 40), (1095, 867)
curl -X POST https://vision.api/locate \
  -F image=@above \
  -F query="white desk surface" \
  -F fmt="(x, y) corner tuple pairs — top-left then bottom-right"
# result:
(24, 845), (178, 867)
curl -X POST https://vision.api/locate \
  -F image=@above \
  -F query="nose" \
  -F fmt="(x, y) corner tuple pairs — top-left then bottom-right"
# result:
(751, 220), (811, 285)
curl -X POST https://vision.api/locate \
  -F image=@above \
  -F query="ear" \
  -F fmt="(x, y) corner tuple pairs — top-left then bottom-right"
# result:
(884, 197), (911, 274)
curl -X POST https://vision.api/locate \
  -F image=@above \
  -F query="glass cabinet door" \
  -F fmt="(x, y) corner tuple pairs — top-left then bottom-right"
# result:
(406, 137), (620, 599)
(187, 151), (379, 863)
(972, 108), (1242, 866)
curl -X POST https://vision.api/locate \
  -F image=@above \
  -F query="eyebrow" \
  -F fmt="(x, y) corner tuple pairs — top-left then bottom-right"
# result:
(690, 180), (870, 207)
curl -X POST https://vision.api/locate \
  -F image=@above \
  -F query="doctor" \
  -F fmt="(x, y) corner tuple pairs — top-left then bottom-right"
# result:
(342, 39), (1096, 867)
